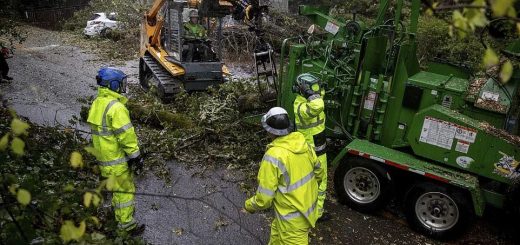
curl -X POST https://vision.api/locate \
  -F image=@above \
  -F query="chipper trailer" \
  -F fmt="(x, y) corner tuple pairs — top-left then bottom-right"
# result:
(274, 0), (520, 239)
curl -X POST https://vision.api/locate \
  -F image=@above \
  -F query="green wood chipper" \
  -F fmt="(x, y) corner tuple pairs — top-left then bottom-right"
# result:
(273, 0), (520, 239)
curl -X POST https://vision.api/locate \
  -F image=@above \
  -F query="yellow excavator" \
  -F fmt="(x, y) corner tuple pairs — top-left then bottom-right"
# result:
(139, 0), (273, 100)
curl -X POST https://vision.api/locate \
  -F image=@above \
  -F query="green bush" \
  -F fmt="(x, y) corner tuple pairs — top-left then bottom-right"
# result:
(416, 16), (484, 72)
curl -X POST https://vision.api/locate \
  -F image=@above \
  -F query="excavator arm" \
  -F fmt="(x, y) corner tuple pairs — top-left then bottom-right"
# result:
(146, 0), (167, 26)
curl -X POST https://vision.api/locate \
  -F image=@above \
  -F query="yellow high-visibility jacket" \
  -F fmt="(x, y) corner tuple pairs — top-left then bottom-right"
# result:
(293, 93), (325, 144)
(245, 132), (325, 228)
(87, 87), (140, 177)
(184, 22), (207, 39)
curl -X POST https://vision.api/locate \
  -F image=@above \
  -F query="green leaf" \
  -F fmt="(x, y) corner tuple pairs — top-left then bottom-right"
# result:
(506, 7), (517, 17)
(8, 184), (19, 195)
(0, 133), (9, 151)
(472, 0), (486, 7)
(10, 118), (30, 136)
(63, 183), (75, 192)
(500, 60), (513, 83)
(70, 151), (84, 169)
(89, 216), (100, 226)
(10, 137), (25, 156)
(92, 193), (101, 207)
(16, 189), (31, 205)
(452, 10), (468, 37)
(483, 48), (499, 68)
(465, 9), (487, 29)
(60, 220), (86, 242)
(492, 0), (514, 16)
(83, 192), (93, 208)
(90, 232), (105, 241)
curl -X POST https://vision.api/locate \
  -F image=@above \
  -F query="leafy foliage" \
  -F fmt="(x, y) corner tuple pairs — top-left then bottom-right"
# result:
(0, 107), (142, 243)
(424, 0), (520, 83)
(416, 15), (484, 72)
(0, 0), (27, 49)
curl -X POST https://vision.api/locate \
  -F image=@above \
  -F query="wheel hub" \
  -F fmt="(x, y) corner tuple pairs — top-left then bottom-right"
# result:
(344, 167), (381, 204)
(415, 192), (459, 231)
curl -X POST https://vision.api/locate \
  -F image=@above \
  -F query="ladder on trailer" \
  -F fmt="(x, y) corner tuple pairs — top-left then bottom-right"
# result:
(254, 43), (277, 103)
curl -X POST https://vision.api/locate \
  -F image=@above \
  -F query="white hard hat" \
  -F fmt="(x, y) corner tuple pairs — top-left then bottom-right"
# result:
(261, 107), (293, 136)
(189, 10), (199, 18)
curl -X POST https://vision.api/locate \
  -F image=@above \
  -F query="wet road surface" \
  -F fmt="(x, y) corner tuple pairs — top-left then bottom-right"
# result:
(135, 164), (269, 244)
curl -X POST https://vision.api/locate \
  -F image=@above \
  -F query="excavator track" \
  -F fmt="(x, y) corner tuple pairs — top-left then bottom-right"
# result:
(140, 53), (183, 101)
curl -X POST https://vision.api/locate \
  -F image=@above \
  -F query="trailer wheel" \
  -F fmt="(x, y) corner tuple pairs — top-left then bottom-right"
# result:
(506, 180), (520, 216)
(334, 157), (393, 213)
(404, 182), (473, 239)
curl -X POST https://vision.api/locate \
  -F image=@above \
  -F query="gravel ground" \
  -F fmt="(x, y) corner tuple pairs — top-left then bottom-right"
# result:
(2, 25), (519, 245)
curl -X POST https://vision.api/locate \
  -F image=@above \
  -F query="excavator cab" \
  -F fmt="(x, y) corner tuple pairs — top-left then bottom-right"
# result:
(162, 2), (221, 63)
(139, 0), (231, 100)
(140, 0), (274, 101)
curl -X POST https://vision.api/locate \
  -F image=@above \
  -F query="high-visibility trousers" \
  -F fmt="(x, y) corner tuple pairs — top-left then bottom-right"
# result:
(297, 131), (328, 217)
(268, 216), (310, 245)
(107, 169), (136, 231)
(317, 153), (327, 217)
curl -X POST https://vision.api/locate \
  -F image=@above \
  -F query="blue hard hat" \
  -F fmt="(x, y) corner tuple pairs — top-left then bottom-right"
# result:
(96, 67), (127, 93)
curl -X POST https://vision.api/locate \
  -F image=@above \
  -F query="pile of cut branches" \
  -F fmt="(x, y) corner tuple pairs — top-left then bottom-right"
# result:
(129, 81), (269, 181)
(219, 11), (310, 62)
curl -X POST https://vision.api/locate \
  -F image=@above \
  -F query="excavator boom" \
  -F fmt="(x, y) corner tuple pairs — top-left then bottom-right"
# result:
(146, 0), (166, 21)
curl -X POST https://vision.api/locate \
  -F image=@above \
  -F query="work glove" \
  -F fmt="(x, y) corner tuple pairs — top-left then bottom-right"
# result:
(303, 88), (317, 99)
(127, 155), (144, 175)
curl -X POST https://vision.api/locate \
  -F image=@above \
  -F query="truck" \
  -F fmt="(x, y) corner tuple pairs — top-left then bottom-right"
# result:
(274, 0), (520, 239)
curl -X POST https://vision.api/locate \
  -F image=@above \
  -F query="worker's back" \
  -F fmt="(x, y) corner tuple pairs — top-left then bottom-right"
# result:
(264, 131), (321, 228)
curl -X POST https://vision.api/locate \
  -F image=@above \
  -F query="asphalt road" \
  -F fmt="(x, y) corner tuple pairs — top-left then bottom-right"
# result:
(2, 26), (519, 245)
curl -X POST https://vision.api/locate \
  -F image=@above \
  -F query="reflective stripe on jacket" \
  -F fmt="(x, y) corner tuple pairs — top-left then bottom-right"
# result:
(245, 132), (325, 228)
(294, 93), (325, 147)
(87, 87), (140, 177)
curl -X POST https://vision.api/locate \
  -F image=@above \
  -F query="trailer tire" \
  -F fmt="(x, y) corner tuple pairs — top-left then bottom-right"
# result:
(404, 182), (473, 240)
(506, 179), (520, 216)
(334, 156), (393, 213)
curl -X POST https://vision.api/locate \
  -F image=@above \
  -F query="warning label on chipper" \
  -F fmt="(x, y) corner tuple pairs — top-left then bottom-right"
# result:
(363, 91), (376, 110)
(455, 141), (470, 154)
(419, 117), (477, 150)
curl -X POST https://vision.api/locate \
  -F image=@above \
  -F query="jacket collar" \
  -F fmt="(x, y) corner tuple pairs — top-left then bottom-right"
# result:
(97, 87), (128, 104)
(268, 132), (308, 154)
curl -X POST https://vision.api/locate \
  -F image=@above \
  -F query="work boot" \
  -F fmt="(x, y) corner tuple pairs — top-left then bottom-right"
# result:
(317, 211), (332, 223)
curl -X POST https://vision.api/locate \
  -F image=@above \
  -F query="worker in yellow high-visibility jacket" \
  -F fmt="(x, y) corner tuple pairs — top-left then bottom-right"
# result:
(244, 107), (325, 244)
(87, 67), (144, 235)
(184, 10), (207, 39)
(293, 73), (331, 222)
